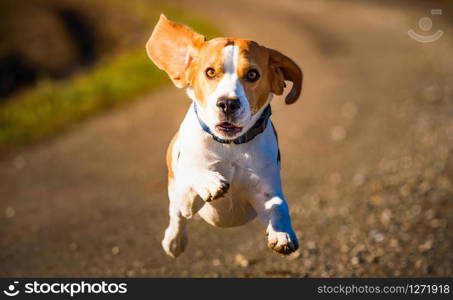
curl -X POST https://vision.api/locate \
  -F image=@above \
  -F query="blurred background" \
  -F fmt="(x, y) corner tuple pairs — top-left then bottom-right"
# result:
(0, 0), (452, 277)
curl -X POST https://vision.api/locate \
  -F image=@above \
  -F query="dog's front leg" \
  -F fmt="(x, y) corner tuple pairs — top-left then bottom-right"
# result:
(162, 169), (229, 258)
(191, 169), (230, 203)
(251, 184), (299, 255)
(162, 180), (201, 258)
(173, 168), (229, 219)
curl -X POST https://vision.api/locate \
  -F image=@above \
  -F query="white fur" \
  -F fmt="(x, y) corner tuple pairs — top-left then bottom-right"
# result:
(194, 45), (252, 139)
(162, 45), (298, 257)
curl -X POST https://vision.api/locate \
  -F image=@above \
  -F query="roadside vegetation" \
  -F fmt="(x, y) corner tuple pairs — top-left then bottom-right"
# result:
(0, 0), (219, 154)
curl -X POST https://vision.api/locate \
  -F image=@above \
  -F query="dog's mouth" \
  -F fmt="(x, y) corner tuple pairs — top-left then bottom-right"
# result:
(215, 122), (243, 135)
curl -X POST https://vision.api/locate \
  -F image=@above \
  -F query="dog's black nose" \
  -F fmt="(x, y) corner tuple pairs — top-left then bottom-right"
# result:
(216, 97), (241, 115)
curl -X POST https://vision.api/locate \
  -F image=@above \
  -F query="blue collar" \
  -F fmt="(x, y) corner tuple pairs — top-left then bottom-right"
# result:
(193, 103), (272, 145)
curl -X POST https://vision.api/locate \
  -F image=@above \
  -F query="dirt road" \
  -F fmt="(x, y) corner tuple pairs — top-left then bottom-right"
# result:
(1, 0), (453, 277)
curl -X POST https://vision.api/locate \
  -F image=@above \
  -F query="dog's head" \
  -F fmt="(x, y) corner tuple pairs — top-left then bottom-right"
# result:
(146, 14), (302, 140)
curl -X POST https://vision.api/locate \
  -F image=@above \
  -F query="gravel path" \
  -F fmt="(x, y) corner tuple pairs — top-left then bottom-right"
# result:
(1, 0), (452, 277)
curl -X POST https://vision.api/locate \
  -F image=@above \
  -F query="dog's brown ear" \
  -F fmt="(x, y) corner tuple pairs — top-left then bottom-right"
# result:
(146, 14), (205, 88)
(268, 48), (303, 104)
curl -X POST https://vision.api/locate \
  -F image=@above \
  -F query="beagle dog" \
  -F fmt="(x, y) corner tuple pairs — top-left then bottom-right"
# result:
(146, 15), (303, 257)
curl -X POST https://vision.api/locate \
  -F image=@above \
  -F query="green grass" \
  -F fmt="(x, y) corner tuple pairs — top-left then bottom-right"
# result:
(0, 7), (220, 154)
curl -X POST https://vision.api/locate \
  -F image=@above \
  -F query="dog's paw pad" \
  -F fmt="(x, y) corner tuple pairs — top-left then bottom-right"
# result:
(267, 231), (299, 255)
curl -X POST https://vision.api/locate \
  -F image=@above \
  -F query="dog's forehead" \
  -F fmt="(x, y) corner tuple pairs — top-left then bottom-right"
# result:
(198, 38), (268, 69)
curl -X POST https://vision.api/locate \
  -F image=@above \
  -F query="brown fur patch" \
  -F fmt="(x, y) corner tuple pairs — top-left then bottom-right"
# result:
(166, 131), (179, 180)
(146, 15), (302, 111)
(188, 38), (274, 114)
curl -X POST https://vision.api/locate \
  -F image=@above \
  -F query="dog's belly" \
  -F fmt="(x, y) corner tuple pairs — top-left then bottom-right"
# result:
(198, 183), (257, 228)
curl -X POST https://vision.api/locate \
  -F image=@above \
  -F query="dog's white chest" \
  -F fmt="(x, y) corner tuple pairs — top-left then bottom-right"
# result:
(173, 109), (279, 227)
(197, 160), (259, 227)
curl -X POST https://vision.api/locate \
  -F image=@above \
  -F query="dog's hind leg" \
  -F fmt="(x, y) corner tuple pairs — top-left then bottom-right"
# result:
(161, 181), (204, 258)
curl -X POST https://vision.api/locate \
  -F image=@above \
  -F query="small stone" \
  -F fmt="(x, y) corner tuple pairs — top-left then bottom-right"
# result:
(418, 181), (431, 194)
(111, 246), (120, 255)
(430, 219), (441, 228)
(415, 259), (424, 270)
(399, 185), (411, 197)
(375, 233), (384, 242)
(306, 241), (317, 250)
(340, 244), (349, 253)
(330, 126), (347, 142)
(370, 230), (384, 242)
(418, 240), (433, 252)
(212, 258), (221, 266)
(5, 207), (16, 218)
(351, 256), (360, 265)
(234, 254), (249, 267)
(380, 209), (392, 225)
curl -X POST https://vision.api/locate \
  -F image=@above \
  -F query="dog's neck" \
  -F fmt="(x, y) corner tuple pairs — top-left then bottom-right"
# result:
(192, 102), (272, 145)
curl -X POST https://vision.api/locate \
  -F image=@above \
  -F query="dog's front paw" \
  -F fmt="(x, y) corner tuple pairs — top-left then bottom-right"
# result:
(162, 228), (188, 258)
(267, 230), (299, 255)
(194, 172), (229, 202)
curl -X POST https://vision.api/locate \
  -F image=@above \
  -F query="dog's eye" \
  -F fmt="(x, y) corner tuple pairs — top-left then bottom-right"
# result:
(246, 69), (260, 82)
(205, 68), (216, 79)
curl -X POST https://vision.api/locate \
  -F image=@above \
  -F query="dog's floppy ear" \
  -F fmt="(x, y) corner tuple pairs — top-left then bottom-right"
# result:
(268, 48), (303, 104)
(146, 14), (205, 88)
